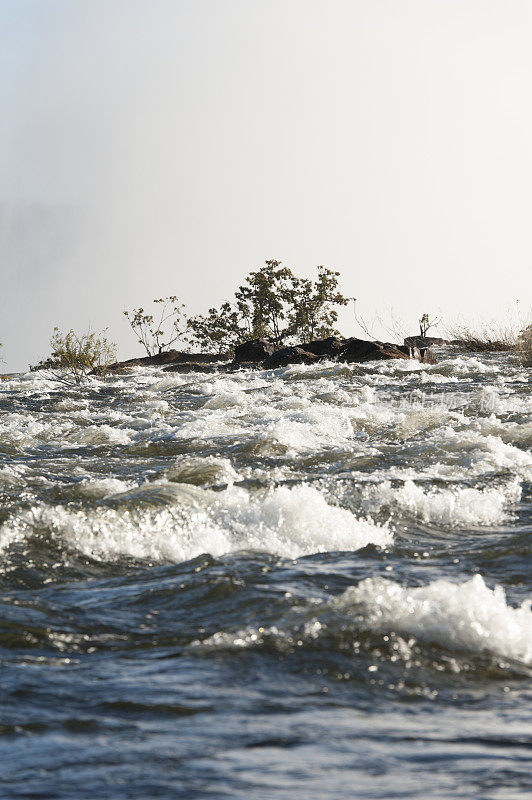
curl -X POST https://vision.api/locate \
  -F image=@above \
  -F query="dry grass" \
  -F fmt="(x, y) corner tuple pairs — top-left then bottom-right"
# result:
(445, 311), (532, 365)
(445, 320), (518, 353)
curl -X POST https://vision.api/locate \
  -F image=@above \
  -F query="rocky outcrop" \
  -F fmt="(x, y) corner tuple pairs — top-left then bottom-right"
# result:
(262, 346), (319, 369)
(402, 338), (440, 364)
(167, 351), (229, 363)
(419, 348), (437, 364)
(241, 335), (437, 369)
(107, 350), (230, 372)
(258, 336), (435, 368)
(336, 338), (410, 363)
(105, 335), (437, 376)
(298, 336), (345, 357)
(404, 336), (447, 349)
(233, 338), (276, 363)
(106, 350), (181, 370)
(162, 363), (221, 374)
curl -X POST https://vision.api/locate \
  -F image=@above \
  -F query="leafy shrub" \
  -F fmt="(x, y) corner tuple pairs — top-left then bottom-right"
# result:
(186, 302), (241, 354)
(187, 261), (349, 353)
(124, 296), (187, 356)
(286, 266), (349, 342)
(32, 328), (116, 383)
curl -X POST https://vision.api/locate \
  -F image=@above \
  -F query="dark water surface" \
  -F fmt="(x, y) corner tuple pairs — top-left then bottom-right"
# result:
(1, 352), (531, 798)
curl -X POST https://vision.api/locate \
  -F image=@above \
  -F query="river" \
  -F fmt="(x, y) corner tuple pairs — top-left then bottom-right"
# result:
(1, 350), (530, 798)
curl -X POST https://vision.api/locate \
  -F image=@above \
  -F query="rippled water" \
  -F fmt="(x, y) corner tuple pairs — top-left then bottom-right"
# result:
(1, 351), (531, 799)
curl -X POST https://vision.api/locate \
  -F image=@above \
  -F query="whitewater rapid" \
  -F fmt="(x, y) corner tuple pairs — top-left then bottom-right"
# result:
(1, 349), (531, 799)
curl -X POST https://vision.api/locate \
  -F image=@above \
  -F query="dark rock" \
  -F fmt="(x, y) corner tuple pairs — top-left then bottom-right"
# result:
(220, 361), (259, 372)
(381, 342), (412, 357)
(233, 338), (276, 363)
(107, 350), (182, 370)
(404, 336), (447, 348)
(376, 344), (411, 360)
(336, 338), (377, 362)
(262, 347), (319, 369)
(419, 348), (437, 364)
(168, 352), (229, 363)
(395, 344), (411, 356)
(298, 336), (345, 358)
(396, 344), (423, 359)
(163, 363), (220, 374)
(108, 350), (229, 372)
(91, 364), (133, 376)
(226, 335), (438, 370)
(337, 338), (410, 363)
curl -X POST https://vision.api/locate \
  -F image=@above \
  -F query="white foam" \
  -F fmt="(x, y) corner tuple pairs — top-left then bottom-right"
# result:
(52, 397), (89, 412)
(394, 406), (460, 438)
(480, 416), (532, 447)
(74, 424), (133, 446)
(428, 428), (532, 478)
(336, 574), (532, 665)
(217, 484), (393, 557)
(203, 390), (250, 409)
(435, 356), (501, 376)
(166, 385), (362, 455)
(0, 413), (46, 442)
(0, 483), (392, 563)
(262, 404), (354, 452)
(470, 434), (532, 473)
(75, 477), (134, 499)
(0, 464), (28, 487)
(165, 456), (238, 486)
(362, 478), (521, 527)
(370, 359), (424, 375)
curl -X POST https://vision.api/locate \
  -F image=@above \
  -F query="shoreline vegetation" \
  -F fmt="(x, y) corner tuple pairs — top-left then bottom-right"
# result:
(3, 261), (531, 381)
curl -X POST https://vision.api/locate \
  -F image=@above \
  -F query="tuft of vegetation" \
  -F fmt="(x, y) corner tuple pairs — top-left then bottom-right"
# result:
(31, 328), (116, 383)
(418, 312), (441, 338)
(186, 261), (349, 354)
(124, 296), (187, 356)
(233, 260), (295, 345)
(286, 266), (350, 342)
(186, 302), (241, 355)
(445, 320), (518, 352)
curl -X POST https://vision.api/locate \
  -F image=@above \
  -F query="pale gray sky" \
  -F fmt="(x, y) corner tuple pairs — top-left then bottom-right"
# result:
(1, 0), (531, 371)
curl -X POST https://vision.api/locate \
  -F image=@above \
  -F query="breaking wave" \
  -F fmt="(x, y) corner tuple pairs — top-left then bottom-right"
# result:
(361, 478), (522, 527)
(336, 574), (532, 665)
(195, 574), (532, 668)
(0, 482), (392, 563)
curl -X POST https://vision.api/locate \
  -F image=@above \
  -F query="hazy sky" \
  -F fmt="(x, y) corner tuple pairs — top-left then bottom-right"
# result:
(1, 0), (531, 371)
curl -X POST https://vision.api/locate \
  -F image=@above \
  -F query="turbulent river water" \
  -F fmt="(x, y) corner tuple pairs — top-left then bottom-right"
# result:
(0, 351), (531, 799)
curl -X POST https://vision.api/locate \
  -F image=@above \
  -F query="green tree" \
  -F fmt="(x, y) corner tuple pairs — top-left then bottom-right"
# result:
(187, 302), (243, 354)
(287, 266), (349, 341)
(185, 261), (350, 353)
(234, 260), (295, 346)
(124, 296), (187, 356)
(32, 328), (116, 384)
